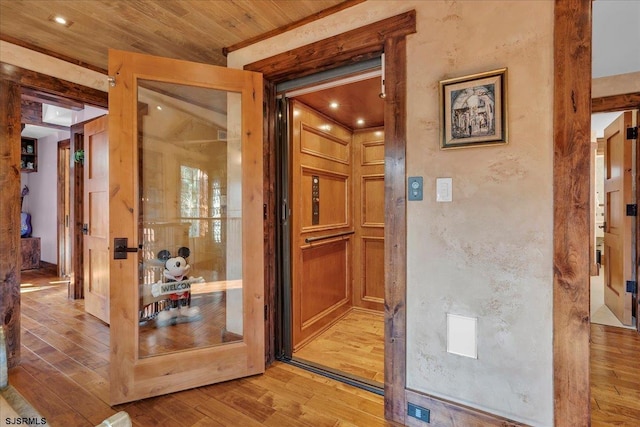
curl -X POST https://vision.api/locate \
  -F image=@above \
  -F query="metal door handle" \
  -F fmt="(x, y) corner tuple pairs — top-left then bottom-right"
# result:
(113, 237), (139, 260)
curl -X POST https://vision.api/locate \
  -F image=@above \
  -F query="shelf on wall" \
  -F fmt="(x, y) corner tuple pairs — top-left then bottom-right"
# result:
(21, 137), (38, 173)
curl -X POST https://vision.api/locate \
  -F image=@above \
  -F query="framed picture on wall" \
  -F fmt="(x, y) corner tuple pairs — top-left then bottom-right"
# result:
(440, 68), (508, 149)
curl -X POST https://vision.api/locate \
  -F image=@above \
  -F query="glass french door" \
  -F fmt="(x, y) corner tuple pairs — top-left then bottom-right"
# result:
(108, 49), (264, 404)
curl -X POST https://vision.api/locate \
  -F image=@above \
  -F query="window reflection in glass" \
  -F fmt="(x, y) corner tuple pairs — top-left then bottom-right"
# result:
(136, 80), (243, 358)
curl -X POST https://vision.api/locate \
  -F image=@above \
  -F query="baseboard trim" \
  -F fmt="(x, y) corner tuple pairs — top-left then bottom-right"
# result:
(404, 389), (529, 426)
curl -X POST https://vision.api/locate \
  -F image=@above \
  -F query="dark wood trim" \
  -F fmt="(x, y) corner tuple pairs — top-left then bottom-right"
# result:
(263, 79), (277, 365)
(0, 35), (108, 75)
(69, 122), (86, 299)
(383, 36), (407, 425)
(405, 390), (527, 426)
(0, 79), (22, 368)
(553, 0), (592, 425)
(22, 87), (85, 110)
(223, 0), (366, 56)
(247, 12), (415, 425)
(637, 109), (640, 334)
(57, 139), (70, 279)
(22, 98), (70, 131)
(635, 108), (640, 334)
(1, 61), (104, 300)
(0, 62), (108, 109)
(244, 10), (416, 82)
(592, 92), (640, 113)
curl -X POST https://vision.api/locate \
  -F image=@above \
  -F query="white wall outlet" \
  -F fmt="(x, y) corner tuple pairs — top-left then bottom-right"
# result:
(446, 313), (478, 359)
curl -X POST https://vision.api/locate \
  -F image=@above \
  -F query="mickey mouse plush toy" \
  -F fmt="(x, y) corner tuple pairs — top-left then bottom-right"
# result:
(156, 247), (201, 324)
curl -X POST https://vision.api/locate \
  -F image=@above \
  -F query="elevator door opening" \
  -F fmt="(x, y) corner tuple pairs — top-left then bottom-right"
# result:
(278, 68), (386, 390)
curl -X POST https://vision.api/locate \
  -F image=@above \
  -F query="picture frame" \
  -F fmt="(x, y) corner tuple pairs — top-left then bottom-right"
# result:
(440, 68), (508, 149)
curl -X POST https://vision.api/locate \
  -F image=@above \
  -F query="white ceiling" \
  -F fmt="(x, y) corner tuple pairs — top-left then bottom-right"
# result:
(592, 0), (640, 78)
(22, 124), (66, 139)
(22, 105), (107, 139)
(591, 1), (639, 137)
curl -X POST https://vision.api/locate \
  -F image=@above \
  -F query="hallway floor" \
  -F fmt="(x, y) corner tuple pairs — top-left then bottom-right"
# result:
(10, 267), (395, 427)
(8, 267), (640, 426)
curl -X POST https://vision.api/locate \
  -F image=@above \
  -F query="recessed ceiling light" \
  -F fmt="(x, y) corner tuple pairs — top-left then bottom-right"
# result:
(156, 105), (162, 111)
(357, 119), (365, 126)
(49, 15), (74, 27)
(330, 102), (339, 109)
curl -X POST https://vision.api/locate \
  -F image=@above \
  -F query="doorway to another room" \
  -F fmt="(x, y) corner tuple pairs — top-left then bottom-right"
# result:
(276, 64), (386, 390)
(20, 98), (107, 296)
(590, 110), (639, 331)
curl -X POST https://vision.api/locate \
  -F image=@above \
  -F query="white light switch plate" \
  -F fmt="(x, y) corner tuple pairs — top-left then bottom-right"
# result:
(436, 178), (452, 202)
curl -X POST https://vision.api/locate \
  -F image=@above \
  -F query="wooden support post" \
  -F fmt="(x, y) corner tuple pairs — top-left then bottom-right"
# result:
(553, 0), (592, 425)
(0, 79), (22, 368)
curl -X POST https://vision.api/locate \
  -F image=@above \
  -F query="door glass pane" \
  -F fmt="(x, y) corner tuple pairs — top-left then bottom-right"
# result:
(136, 80), (243, 358)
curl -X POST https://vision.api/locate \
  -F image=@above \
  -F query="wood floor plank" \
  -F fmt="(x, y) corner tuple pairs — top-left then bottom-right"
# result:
(294, 309), (384, 384)
(18, 346), (114, 424)
(12, 268), (640, 427)
(590, 324), (640, 427)
(8, 365), (95, 426)
(10, 269), (394, 426)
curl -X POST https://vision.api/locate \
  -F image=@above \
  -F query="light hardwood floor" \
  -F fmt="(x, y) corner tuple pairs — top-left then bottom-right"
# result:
(12, 267), (640, 426)
(294, 309), (384, 384)
(13, 267), (396, 427)
(591, 323), (640, 426)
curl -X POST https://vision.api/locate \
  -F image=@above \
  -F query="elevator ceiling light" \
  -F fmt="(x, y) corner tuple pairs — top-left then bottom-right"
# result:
(49, 15), (74, 27)
(357, 119), (365, 126)
(329, 102), (339, 109)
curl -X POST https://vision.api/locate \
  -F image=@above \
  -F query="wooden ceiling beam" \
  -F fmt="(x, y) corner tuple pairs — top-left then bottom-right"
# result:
(22, 87), (85, 111)
(21, 99), (69, 131)
(592, 92), (640, 113)
(20, 99), (41, 124)
(1, 62), (108, 109)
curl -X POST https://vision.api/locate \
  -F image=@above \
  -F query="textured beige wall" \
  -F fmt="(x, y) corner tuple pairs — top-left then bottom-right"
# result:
(0, 41), (108, 92)
(229, 1), (554, 425)
(592, 71), (640, 98)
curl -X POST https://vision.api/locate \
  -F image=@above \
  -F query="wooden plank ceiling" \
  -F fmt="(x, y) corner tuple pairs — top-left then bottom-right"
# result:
(0, 0), (352, 72)
(1, 0), (382, 131)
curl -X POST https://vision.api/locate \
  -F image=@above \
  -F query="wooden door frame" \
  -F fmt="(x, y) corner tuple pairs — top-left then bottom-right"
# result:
(57, 139), (70, 279)
(245, 11), (416, 423)
(0, 62), (107, 367)
(592, 92), (640, 333)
